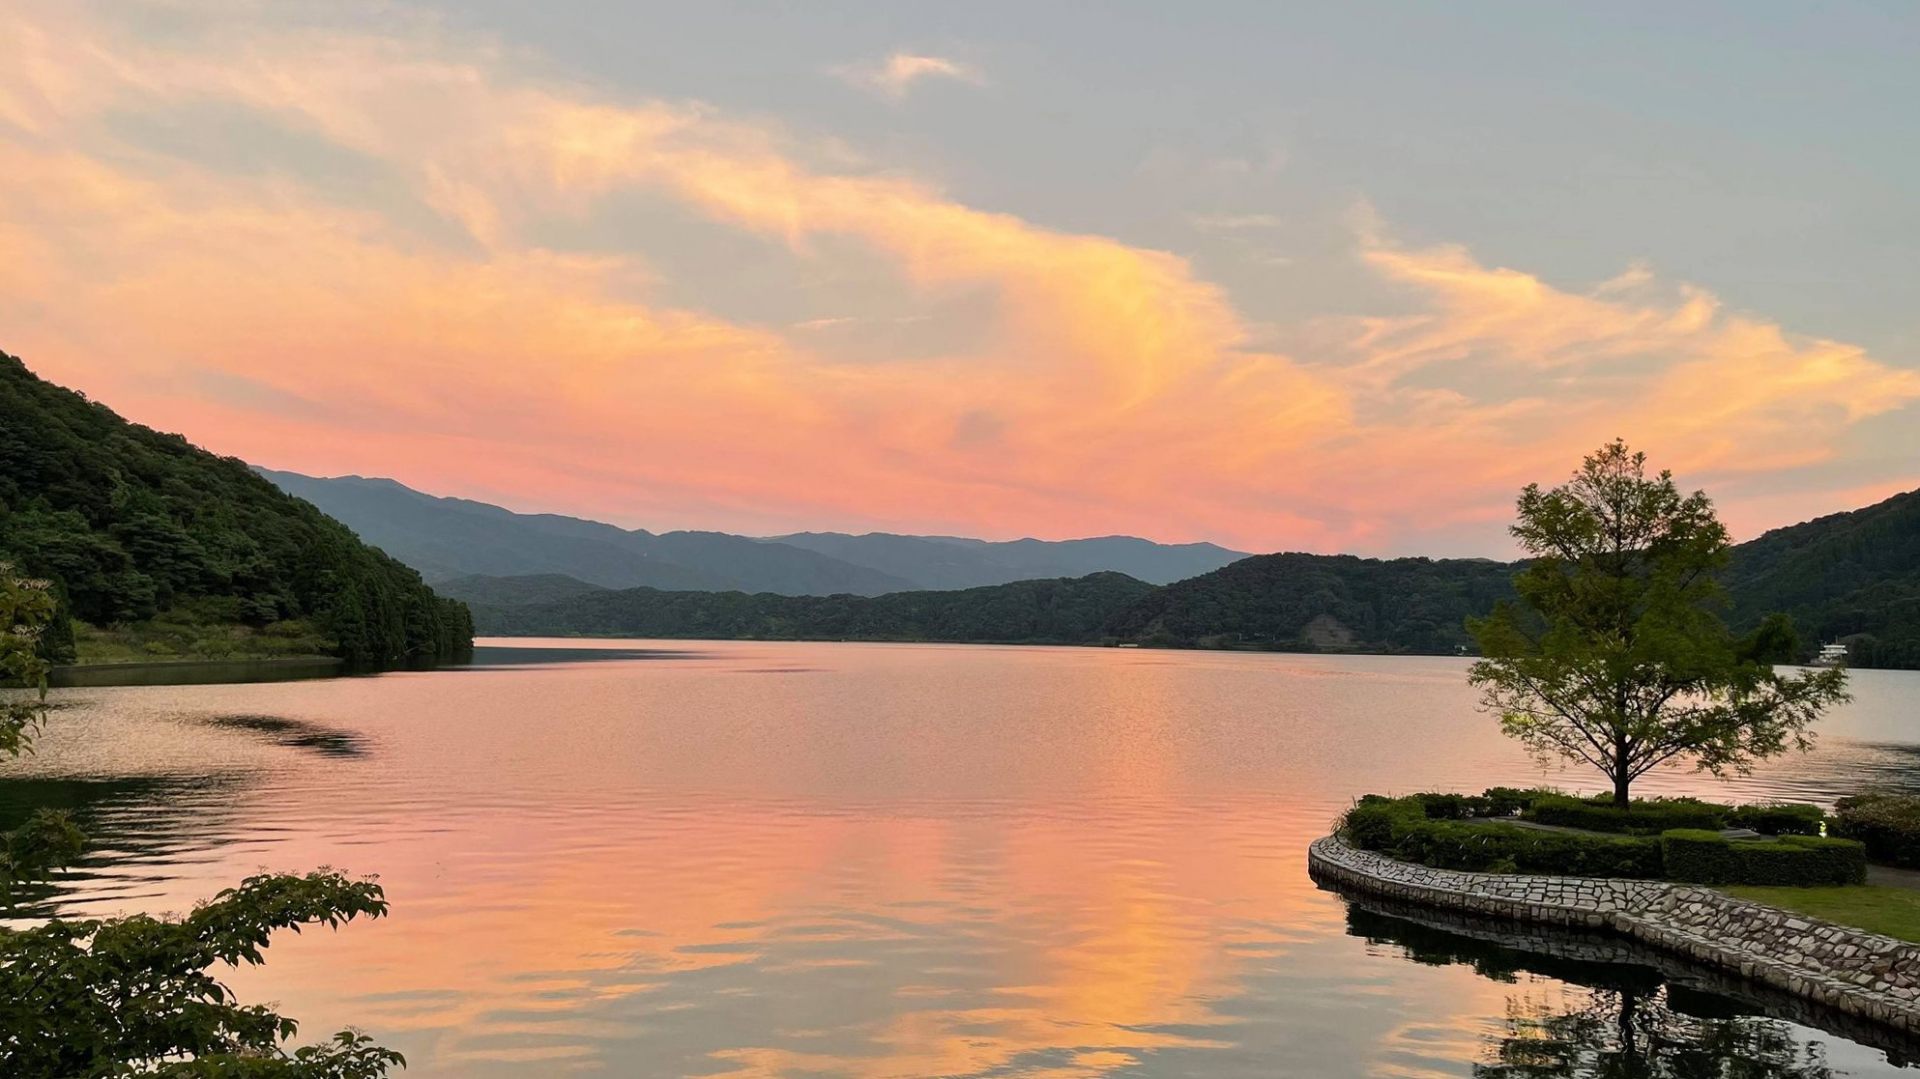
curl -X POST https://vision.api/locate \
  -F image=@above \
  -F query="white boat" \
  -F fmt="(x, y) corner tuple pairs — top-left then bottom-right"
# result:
(1813, 641), (1848, 667)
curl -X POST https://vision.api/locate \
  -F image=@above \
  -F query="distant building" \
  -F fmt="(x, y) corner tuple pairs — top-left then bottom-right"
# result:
(1814, 641), (1848, 667)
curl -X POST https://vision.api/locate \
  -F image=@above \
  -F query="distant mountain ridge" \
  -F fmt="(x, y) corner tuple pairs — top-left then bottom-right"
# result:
(454, 486), (1920, 669)
(260, 471), (1250, 596)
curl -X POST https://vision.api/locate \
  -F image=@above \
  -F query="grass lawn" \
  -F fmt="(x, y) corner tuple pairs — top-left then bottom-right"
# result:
(1723, 884), (1920, 944)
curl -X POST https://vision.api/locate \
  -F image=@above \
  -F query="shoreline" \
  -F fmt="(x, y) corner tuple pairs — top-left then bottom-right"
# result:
(1308, 833), (1920, 1034)
(50, 656), (346, 688)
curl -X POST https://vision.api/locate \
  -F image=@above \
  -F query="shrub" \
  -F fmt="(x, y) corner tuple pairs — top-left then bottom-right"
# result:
(1344, 796), (1416, 850)
(1339, 795), (1661, 878)
(1526, 793), (1726, 835)
(1832, 793), (1920, 868)
(1394, 821), (1662, 878)
(1727, 802), (1826, 837)
(1411, 792), (1473, 819)
(1482, 787), (1543, 817)
(1661, 830), (1866, 886)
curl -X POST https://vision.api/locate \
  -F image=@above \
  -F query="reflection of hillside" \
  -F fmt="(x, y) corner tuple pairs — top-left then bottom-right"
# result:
(1329, 884), (1920, 1072)
(0, 772), (253, 919)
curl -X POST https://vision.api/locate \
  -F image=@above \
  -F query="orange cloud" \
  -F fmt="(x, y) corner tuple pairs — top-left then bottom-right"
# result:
(0, 2), (1913, 553)
(831, 53), (984, 99)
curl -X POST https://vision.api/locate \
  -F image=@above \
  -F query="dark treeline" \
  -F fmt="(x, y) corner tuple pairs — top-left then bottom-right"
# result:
(0, 352), (471, 666)
(463, 556), (1515, 654)
(1105, 552), (1516, 653)
(467, 487), (1920, 667)
(475, 572), (1158, 644)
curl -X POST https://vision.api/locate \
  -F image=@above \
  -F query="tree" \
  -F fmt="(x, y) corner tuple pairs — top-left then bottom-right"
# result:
(1469, 441), (1848, 807)
(0, 562), (401, 1077)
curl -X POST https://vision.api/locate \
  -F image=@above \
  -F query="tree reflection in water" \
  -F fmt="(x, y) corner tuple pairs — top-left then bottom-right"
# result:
(1340, 900), (1914, 1078)
(1479, 987), (1832, 1078)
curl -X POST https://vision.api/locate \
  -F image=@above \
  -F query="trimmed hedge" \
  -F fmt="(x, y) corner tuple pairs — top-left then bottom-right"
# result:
(1727, 802), (1826, 837)
(1407, 788), (1544, 821)
(1342, 791), (1860, 887)
(1832, 793), (1920, 868)
(1660, 830), (1866, 887)
(1343, 795), (1662, 879)
(1526, 794), (1726, 835)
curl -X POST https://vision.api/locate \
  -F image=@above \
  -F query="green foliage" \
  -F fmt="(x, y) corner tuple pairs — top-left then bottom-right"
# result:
(1469, 441), (1849, 805)
(1724, 488), (1920, 670)
(1101, 551), (1514, 653)
(1831, 792), (1920, 869)
(474, 571), (1159, 643)
(1340, 794), (1664, 879)
(1345, 790), (1861, 887)
(1660, 830), (1866, 887)
(0, 351), (471, 666)
(2, 563), (401, 1076)
(1726, 801), (1826, 837)
(71, 602), (333, 664)
(1524, 793), (1727, 835)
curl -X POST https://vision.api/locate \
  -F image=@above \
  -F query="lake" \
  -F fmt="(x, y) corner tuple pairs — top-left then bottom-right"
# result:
(11, 639), (1920, 1076)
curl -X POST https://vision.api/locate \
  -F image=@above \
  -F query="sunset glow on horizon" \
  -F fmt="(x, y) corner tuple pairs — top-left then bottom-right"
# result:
(4, 1), (1916, 555)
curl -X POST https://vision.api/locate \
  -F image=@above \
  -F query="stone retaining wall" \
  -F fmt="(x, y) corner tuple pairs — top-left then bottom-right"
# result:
(1309, 833), (1920, 1033)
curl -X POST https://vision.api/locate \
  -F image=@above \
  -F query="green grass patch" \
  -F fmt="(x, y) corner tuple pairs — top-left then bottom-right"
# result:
(1724, 884), (1920, 944)
(71, 610), (334, 664)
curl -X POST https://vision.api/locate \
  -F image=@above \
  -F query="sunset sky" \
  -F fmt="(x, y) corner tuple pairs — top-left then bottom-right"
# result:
(3, 1), (1916, 555)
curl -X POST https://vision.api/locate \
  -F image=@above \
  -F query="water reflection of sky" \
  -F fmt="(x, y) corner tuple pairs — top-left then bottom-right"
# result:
(8, 643), (1920, 1076)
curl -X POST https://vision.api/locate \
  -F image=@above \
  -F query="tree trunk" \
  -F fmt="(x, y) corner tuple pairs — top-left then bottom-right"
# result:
(1613, 771), (1631, 808)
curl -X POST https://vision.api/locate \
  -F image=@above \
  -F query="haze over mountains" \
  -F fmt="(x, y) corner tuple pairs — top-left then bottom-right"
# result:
(260, 471), (1250, 598)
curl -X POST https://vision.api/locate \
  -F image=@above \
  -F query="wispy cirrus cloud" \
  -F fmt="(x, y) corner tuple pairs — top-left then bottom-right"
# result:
(830, 52), (983, 100)
(0, 1), (1912, 554)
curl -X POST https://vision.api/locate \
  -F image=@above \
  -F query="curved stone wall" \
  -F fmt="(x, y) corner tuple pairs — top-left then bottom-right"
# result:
(1309, 834), (1920, 1033)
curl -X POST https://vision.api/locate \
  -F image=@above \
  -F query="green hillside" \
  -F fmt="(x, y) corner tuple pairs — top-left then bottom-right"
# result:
(474, 572), (1158, 643)
(0, 352), (472, 666)
(1102, 552), (1517, 653)
(458, 487), (1920, 669)
(1724, 489), (1920, 668)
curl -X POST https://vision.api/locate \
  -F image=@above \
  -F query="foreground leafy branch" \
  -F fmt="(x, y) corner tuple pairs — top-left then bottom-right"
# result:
(0, 562), (402, 1077)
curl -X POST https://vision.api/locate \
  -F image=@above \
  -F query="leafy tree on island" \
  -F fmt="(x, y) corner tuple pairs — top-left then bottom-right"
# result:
(1469, 441), (1848, 807)
(0, 563), (401, 1077)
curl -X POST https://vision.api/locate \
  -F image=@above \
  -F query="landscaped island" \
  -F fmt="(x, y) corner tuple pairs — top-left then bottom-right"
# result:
(1312, 788), (1920, 1033)
(1312, 442), (1920, 1034)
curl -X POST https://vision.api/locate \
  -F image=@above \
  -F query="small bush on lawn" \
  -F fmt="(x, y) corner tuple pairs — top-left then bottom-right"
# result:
(1526, 793), (1726, 835)
(1727, 802), (1826, 837)
(1832, 793), (1920, 869)
(1661, 830), (1866, 886)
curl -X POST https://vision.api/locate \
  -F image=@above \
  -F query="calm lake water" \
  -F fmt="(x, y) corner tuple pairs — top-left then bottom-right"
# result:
(11, 639), (1920, 1077)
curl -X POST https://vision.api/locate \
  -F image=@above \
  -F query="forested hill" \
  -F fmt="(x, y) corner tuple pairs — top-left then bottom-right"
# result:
(461, 557), (1510, 654)
(1102, 552), (1518, 653)
(0, 352), (472, 666)
(460, 492), (1920, 667)
(1724, 488), (1920, 668)
(473, 572), (1160, 643)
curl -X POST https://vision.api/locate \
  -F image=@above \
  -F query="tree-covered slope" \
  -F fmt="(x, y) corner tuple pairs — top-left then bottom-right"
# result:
(474, 572), (1159, 643)
(0, 352), (472, 665)
(1724, 488), (1920, 668)
(1101, 552), (1518, 653)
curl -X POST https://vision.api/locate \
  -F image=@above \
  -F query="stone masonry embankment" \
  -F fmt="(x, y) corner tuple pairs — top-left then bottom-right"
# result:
(1309, 833), (1920, 1033)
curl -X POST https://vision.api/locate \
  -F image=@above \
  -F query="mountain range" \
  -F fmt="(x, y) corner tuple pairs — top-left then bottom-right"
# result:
(259, 470), (1249, 596)
(439, 489), (1920, 669)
